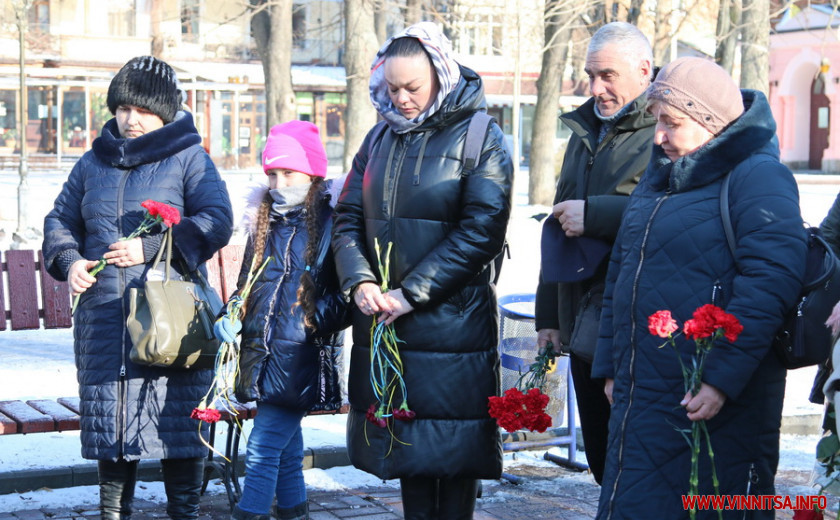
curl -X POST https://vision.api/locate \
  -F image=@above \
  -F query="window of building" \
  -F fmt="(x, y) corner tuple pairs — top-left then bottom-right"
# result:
(293, 4), (307, 48)
(108, 2), (135, 37)
(181, 0), (200, 44)
(453, 14), (502, 56)
(28, 0), (50, 33)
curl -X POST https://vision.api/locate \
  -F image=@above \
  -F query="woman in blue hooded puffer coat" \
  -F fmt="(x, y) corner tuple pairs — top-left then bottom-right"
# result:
(592, 58), (807, 519)
(42, 56), (233, 520)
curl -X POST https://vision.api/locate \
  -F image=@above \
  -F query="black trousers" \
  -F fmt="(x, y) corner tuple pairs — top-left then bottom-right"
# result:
(569, 352), (611, 484)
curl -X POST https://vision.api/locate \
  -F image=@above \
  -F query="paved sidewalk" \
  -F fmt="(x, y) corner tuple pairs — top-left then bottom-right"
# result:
(0, 466), (827, 519)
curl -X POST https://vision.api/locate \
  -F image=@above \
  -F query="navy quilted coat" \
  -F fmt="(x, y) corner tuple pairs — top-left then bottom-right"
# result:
(42, 112), (233, 462)
(332, 65), (513, 480)
(591, 91), (807, 519)
(234, 183), (347, 411)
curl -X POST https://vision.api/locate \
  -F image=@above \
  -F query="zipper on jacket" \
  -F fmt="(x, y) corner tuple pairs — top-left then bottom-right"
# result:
(742, 463), (759, 520)
(606, 192), (669, 519)
(264, 225), (297, 345)
(384, 134), (410, 265)
(116, 168), (131, 454)
(712, 280), (723, 306)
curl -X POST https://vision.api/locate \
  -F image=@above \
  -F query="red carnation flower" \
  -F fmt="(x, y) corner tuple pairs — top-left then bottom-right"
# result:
(141, 199), (182, 227)
(366, 403), (387, 428)
(792, 508), (824, 520)
(393, 404), (416, 422)
(648, 310), (679, 338)
(190, 407), (221, 423)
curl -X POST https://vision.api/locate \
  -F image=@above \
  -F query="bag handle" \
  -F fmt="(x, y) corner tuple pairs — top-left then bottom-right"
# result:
(149, 227), (175, 284)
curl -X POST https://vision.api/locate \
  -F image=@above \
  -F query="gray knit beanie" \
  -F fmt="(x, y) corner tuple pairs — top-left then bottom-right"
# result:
(646, 57), (744, 135)
(107, 56), (182, 124)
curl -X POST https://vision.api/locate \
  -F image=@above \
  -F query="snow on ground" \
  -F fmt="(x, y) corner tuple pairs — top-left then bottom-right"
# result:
(0, 168), (837, 511)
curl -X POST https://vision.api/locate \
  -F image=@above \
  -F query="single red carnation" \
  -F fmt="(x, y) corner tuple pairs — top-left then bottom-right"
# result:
(792, 508), (824, 520)
(522, 411), (552, 433)
(648, 310), (679, 338)
(190, 407), (221, 423)
(393, 406), (416, 422)
(366, 403), (387, 428)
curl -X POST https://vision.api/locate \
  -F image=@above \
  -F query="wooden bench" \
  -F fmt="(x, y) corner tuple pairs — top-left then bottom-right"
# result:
(0, 244), (348, 508)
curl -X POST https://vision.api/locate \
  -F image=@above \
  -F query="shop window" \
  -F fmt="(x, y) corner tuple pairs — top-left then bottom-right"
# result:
(326, 105), (343, 137)
(62, 90), (87, 150)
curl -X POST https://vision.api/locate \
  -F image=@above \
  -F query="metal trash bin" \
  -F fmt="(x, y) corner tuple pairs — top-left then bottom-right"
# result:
(498, 293), (567, 426)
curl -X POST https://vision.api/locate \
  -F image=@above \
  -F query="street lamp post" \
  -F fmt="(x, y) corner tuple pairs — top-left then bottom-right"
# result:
(13, 0), (32, 245)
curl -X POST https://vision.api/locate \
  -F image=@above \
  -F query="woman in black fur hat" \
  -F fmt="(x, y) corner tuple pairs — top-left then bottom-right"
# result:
(43, 56), (233, 520)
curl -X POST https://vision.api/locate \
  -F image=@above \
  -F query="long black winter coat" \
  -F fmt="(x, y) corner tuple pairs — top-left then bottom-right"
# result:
(235, 184), (347, 411)
(535, 94), (655, 341)
(591, 91), (807, 519)
(42, 112), (233, 462)
(332, 65), (513, 480)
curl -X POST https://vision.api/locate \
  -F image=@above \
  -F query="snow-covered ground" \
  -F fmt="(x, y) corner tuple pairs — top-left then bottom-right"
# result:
(0, 167), (837, 511)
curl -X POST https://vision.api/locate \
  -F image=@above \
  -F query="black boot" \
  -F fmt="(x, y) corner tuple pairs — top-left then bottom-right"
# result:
(98, 459), (138, 520)
(438, 478), (478, 520)
(230, 504), (272, 520)
(275, 501), (309, 520)
(400, 477), (438, 520)
(162, 457), (204, 520)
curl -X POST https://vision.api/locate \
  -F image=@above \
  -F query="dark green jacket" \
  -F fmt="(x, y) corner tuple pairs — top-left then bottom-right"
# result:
(535, 94), (655, 341)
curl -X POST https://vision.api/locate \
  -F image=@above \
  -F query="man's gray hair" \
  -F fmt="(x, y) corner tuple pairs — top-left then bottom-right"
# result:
(587, 22), (653, 74)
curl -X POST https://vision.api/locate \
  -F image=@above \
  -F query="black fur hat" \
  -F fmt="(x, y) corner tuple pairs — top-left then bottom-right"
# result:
(107, 56), (182, 123)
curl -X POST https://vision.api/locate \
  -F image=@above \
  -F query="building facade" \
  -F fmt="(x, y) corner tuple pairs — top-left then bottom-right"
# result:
(0, 0), (594, 170)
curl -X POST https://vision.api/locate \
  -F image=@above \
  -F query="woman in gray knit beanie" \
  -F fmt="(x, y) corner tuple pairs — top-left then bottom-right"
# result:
(592, 56), (807, 519)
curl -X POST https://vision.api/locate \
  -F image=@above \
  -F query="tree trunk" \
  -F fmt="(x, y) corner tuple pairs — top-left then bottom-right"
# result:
(652, 0), (673, 65)
(373, 0), (388, 44)
(343, 0), (380, 172)
(150, 0), (163, 57)
(251, 0), (296, 130)
(529, 0), (568, 206)
(405, 0), (423, 26)
(739, 0), (769, 93)
(715, 0), (741, 74)
(626, 0), (644, 25)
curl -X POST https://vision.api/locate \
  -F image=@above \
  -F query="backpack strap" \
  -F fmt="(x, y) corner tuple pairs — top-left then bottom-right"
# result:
(463, 111), (494, 172)
(720, 171), (736, 259)
(460, 111), (506, 284)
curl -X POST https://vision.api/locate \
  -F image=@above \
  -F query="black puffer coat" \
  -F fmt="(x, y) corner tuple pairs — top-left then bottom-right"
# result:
(591, 91), (806, 519)
(235, 183), (347, 411)
(332, 65), (513, 480)
(42, 112), (233, 462)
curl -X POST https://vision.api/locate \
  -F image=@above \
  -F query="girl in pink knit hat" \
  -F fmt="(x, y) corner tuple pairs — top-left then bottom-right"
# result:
(215, 120), (348, 520)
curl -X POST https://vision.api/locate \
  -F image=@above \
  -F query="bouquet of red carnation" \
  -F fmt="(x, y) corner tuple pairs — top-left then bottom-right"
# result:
(649, 304), (743, 520)
(71, 199), (181, 312)
(487, 341), (556, 433)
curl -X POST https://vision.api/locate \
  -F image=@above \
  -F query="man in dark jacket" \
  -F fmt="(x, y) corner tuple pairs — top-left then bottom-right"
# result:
(534, 21), (655, 484)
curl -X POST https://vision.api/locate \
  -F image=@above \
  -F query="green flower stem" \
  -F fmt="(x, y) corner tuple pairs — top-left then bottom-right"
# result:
(689, 420), (701, 520)
(700, 419), (723, 520)
(70, 215), (165, 314)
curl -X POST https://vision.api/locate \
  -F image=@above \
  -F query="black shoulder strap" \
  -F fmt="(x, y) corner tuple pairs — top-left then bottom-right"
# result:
(463, 111), (494, 172)
(368, 120), (389, 157)
(720, 171), (736, 259)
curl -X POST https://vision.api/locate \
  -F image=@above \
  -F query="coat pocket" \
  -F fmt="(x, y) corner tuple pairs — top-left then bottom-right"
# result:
(568, 283), (605, 364)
